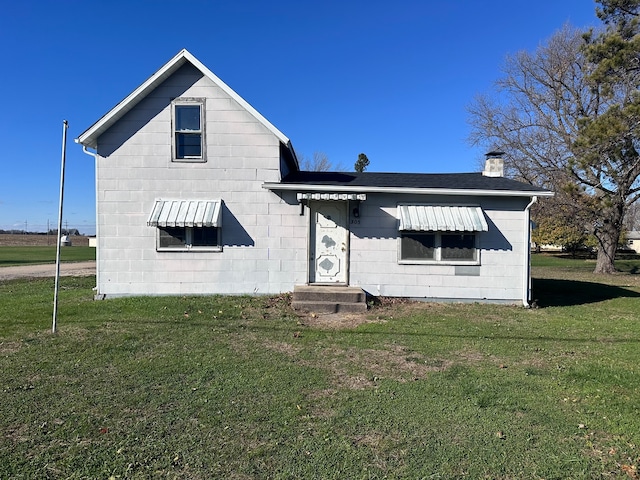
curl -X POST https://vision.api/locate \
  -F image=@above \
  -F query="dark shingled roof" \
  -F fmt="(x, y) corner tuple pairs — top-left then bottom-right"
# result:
(281, 171), (549, 193)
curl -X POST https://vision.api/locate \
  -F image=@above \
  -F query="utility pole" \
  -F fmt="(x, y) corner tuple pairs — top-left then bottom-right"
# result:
(53, 120), (69, 334)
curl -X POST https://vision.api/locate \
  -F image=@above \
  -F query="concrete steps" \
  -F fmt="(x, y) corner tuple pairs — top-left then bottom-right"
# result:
(291, 285), (367, 313)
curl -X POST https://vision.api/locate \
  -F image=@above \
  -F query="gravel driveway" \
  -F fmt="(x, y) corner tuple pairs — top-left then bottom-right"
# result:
(0, 261), (96, 281)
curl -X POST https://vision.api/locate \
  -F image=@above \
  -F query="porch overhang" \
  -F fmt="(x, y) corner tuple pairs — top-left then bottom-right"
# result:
(296, 192), (367, 201)
(264, 182), (554, 198)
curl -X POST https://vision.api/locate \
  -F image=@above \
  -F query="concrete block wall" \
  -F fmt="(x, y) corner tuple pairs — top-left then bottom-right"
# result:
(95, 64), (306, 297)
(348, 194), (530, 303)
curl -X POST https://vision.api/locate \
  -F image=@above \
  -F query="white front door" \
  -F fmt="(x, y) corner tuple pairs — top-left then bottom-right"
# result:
(309, 202), (348, 284)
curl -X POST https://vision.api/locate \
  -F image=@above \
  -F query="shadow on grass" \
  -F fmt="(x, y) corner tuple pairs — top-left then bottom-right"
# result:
(0, 260), (53, 266)
(532, 278), (640, 307)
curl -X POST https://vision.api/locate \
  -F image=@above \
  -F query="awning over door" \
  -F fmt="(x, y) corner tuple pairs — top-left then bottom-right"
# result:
(296, 193), (367, 201)
(147, 200), (222, 227)
(398, 205), (488, 232)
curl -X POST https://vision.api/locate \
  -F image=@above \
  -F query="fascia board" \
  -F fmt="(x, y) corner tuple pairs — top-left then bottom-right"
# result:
(182, 51), (291, 146)
(76, 50), (189, 148)
(262, 182), (554, 198)
(76, 49), (291, 149)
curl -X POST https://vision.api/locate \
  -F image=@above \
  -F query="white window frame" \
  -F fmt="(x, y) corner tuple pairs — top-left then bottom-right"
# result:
(156, 226), (221, 252)
(172, 98), (206, 162)
(398, 231), (480, 265)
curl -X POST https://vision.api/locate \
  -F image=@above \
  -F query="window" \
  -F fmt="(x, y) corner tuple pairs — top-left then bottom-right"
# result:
(158, 226), (220, 251)
(441, 234), (477, 261)
(397, 204), (486, 264)
(401, 233), (435, 261)
(148, 199), (223, 252)
(172, 99), (205, 161)
(399, 232), (479, 263)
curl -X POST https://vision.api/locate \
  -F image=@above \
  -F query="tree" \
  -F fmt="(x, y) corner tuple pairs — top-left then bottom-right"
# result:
(575, 0), (640, 271)
(354, 153), (370, 173)
(531, 198), (596, 256)
(468, 19), (640, 274)
(298, 151), (347, 172)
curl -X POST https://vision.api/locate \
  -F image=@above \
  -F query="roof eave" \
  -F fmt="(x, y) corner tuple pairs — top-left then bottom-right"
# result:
(76, 49), (292, 149)
(262, 182), (554, 198)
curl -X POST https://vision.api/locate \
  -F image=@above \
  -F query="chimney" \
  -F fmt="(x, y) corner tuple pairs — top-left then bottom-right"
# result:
(483, 151), (504, 177)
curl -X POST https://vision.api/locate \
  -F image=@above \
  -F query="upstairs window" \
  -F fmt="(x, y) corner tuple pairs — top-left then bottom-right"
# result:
(172, 99), (205, 162)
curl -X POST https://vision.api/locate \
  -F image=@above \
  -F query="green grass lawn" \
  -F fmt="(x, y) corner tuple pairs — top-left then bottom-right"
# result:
(0, 246), (95, 266)
(1, 259), (639, 478)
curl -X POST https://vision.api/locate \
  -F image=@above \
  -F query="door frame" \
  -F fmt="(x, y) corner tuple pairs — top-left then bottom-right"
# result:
(308, 201), (350, 285)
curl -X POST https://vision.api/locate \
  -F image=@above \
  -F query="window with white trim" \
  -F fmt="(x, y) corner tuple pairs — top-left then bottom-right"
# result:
(399, 232), (479, 264)
(397, 204), (486, 264)
(158, 226), (220, 251)
(172, 99), (205, 162)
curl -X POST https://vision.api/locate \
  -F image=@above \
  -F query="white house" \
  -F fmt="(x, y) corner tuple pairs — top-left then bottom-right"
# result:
(627, 231), (640, 253)
(76, 49), (553, 306)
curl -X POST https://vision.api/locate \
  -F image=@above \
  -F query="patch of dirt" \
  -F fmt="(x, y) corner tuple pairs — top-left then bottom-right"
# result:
(296, 311), (384, 330)
(258, 335), (448, 391)
(317, 344), (450, 390)
(294, 297), (428, 330)
(0, 341), (22, 356)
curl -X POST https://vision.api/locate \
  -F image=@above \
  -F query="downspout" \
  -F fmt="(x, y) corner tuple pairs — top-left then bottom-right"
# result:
(523, 196), (538, 307)
(80, 144), (101, 298)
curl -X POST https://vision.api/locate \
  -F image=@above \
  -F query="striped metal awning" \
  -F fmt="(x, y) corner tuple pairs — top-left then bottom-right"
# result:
(398, 205), (488, 232)
(296, 192), (367, 201)
(147, 200), (222, 227)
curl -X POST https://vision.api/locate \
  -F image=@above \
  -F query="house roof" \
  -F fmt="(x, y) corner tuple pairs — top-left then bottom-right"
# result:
(263, 171), (554, 197)
(75, 49), (296, 160)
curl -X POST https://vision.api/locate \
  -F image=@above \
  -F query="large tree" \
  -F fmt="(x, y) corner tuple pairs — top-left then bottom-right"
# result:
(577, 0), (640, 271)
(468, 13), (640, 273)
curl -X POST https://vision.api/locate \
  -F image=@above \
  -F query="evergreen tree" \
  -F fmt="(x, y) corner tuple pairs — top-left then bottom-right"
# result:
(354, 153), (370, 173)
(468, 9), (640, 273)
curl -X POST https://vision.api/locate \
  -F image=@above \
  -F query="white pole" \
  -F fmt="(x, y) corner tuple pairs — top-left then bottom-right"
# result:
(53, 120), (69, 334)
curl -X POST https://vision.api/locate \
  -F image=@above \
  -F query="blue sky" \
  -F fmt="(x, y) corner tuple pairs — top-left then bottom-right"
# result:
(0, 0), (598, 235)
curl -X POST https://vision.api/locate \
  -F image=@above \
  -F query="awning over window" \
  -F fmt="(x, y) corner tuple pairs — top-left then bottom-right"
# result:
(147, 200), (222, 227)
(398, 205), (488, 232)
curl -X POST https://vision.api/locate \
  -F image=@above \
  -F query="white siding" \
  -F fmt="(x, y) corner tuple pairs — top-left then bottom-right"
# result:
(95, 64), (305, 296)
(94, 62), (531, 303)
(347, 194), (529, 303)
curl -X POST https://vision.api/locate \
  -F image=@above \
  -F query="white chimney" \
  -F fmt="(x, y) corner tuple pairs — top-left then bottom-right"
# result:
(483, 151), (504, 177)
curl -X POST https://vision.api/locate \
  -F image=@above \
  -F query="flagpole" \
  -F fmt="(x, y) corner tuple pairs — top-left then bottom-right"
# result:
(53, 120), (69, 334)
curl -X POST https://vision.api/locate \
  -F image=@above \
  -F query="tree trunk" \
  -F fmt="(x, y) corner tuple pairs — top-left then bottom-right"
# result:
(594, 232), (618, 273)
(593, 200), (624, 274)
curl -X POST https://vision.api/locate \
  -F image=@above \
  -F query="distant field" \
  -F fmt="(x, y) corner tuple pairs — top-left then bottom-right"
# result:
(0, 234), (90, 247)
